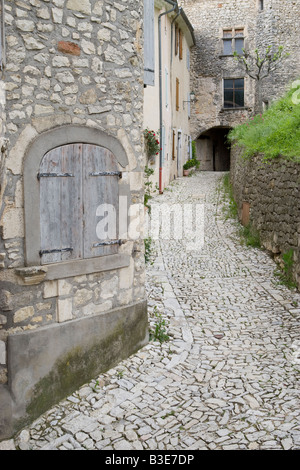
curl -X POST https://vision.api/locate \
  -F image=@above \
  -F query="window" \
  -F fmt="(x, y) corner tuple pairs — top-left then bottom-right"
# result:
(24, 126), (130, 276)
(224, 78), (244, 108)
(223, 28), (244, 55)
(165, 66), (169, 108)
(259, 0), (264, 10)
(39, 144), (121, 265)
(172, 130), (176, 160)
(179, 29), (183, 60)
(175, 27), (183, 59)
(175, 25), (179, 56)
(176, 78), (180, 111)
(0, 0), (5, 70)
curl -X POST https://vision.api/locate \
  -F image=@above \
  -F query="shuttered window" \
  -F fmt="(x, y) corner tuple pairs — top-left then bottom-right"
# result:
(179, 29), (183, 60)
(144, 0), (155, 86)
(172, 130), (176, 160)
(39, 144), (120, 265)
(176, 78), (180, 111)
(165, 66), (169, 108)
(175, 25), (179, 56)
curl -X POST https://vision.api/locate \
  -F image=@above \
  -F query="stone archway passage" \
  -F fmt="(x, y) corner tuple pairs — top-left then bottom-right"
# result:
(195, 127), (231, 171)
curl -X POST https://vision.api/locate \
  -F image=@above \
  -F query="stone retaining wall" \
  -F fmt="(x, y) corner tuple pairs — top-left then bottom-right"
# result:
(231, 146), (300, 290)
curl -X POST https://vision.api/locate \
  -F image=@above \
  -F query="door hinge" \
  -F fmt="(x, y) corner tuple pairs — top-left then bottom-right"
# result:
(37, 173), (74, 180)
(39, 247), (73, 256)
(89, 171), (122, 178)
(92, 239), (126, 248)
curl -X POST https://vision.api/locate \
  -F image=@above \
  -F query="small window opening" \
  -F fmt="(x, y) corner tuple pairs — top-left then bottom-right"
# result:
(222, 28), (244, 56)
(224, 78), (245, 108)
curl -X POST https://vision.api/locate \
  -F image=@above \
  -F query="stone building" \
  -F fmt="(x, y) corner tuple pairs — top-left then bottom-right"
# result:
(0, 0), (148, 440)
(179, 0), (300, 171)
(143, 0), (195, 191)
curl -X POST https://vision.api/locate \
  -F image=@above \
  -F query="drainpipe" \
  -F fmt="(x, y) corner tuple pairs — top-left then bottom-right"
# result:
(158, 0), (179, 193)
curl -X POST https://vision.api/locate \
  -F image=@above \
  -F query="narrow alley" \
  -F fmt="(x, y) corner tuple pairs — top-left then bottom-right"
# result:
(4, 172), (300, 451)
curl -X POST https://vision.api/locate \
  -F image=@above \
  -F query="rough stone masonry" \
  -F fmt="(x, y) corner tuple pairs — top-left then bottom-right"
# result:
(0, 0), (148, 440)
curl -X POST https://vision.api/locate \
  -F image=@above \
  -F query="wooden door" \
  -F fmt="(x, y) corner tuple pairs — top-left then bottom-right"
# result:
(39, 144), (120, 265)
(39, 144), (83, 265)
(83, 144), (120, 258)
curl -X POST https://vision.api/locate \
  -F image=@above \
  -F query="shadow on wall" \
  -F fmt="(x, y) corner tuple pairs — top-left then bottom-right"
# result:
(195, 127), (232, 171)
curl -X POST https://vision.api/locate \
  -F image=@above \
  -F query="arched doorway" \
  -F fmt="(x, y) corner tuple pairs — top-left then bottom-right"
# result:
(195, 127), (231, 171)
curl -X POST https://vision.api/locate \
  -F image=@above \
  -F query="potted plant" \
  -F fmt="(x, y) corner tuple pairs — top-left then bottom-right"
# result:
(183, 158), (199, 176)
(183, 162), (191, 176)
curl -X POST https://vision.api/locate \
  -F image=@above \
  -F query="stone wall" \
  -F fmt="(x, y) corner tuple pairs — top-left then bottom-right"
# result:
(256, 0), (300, 107)
(0, 0), (148, 440)
(179, 0), (257, 138)
(179, 0), (300, 138)
(231, 147), (300, 291)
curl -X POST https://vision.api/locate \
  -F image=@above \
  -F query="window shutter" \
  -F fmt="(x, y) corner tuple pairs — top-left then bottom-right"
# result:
(187, 92), (191, 118)
(165, 66), (169, 107)
(176, 78), (180, 111)
(144, 0), (155, 86)
(83, 145), (120, 258)
(39, 145), (83, 265)
(172, 130), (176, 160)
(161, 125), (165, 165)
(179, 29), (183, 60)
(175, 25), (179, 56)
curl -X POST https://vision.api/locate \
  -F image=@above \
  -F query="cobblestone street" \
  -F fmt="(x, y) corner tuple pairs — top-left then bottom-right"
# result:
(2, 171), (300, 451)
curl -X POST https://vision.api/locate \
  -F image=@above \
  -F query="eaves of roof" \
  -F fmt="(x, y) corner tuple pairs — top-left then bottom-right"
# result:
(154, 0), (196, 47)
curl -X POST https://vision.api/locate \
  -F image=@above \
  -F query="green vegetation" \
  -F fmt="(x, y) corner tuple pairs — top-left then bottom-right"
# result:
(116, 369), (124, 379)
(192, 140), (196, 159)
(220, 173), (238, 220)
(220, 175), (297, 289)
(144, 236), (152, 263)
(274, 248), (297, 289)
(228, 81), (300, 162)
(144, 129), (160, 158)
(220, 174), (261, 248)
(183, 157), (200, 171)
(239, 224), (261, 249)
(149, 307), (169, 343)
(144, 165), (155, 211)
